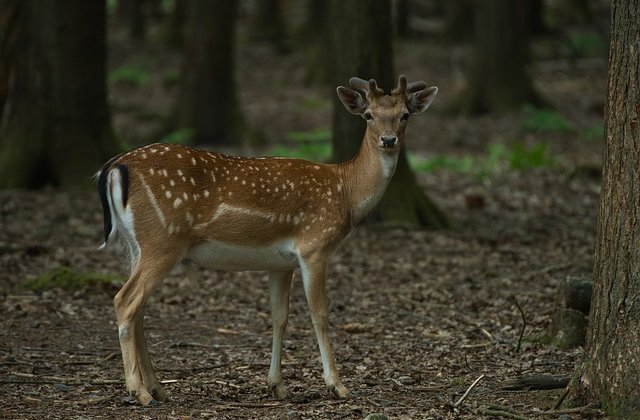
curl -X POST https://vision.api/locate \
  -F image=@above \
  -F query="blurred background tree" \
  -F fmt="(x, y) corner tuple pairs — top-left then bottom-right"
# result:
(173, 0), (244, 146)
(452, 0), (544, 113)
(0, 0), (119, 189)
(329, 0), (449, 228)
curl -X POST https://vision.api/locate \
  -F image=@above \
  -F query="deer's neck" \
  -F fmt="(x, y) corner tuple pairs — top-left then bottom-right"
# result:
(338, 130), (399, 224)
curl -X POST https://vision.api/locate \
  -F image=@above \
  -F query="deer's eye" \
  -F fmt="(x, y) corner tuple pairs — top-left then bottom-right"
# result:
(364, 112), (373, 121)
(401, 112), (410, 121)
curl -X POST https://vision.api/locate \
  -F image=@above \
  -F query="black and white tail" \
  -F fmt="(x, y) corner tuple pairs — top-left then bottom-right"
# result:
(96, 162), (130, 250)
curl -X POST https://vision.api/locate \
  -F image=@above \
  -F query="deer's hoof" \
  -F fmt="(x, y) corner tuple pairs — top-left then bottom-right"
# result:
(270, 382), (288, 400)
(150, 384), (168, 402)
(328, 383), (350, 399)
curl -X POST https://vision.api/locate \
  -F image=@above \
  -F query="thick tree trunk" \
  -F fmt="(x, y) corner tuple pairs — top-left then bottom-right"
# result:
(175, 0), (242, 146)
(329, 0), (448, 228)
(0, 0), (119, 189)
(571, 1), (640, 417)
(453, 0), (543, 113)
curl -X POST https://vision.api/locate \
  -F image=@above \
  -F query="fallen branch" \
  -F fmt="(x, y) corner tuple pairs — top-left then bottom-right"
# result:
(453, 374), (485, 408)
(479, 408), (532, 420)
(540, 403), (600, 416)
(502, 374), (570, 391)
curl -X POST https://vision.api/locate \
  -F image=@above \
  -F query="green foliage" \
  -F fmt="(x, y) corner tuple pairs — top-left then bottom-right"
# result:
(24, 267), (120, 292)
(163, 70), (180, 87)
(106, 0), (118, 14)
(522, 104), (573, 133)
(160, 128), (195, 145)
(267, 128), (332, 162)
(568, 31), (606, 57)
(411, 141), (555, 177)
(301, 96), (324, 110)
(583, 123), (604, 141)
(109, 65), (150, 87)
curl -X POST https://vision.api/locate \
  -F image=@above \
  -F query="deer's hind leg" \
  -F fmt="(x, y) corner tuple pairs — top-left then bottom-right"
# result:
(114, 248), (181, 405)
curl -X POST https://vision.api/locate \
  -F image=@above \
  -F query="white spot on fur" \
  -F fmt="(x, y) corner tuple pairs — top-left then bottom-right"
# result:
(173, 198), (183, 208)
(138, 173), (166, 227)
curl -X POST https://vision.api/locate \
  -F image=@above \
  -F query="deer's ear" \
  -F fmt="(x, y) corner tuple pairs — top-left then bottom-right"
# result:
(407, 86), (438, 114)
(336, 86), (367, 115)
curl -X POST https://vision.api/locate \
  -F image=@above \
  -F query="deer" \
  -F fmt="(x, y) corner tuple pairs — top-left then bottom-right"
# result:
(97, 75), (438, 405)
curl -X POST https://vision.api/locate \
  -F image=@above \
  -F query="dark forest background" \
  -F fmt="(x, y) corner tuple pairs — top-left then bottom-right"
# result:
(5, 1), (640, 418)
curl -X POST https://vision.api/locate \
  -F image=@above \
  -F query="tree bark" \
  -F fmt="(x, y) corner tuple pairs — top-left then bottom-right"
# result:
(175, 0), (243, 146)
(571, 0), (640, 417)
(0, 0), (119, 189)
(329, 0), (448, 228)
(453, 0), (543, 114)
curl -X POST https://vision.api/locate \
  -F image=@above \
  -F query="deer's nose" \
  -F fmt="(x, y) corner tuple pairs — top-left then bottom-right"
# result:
(380, 136), (397, 148)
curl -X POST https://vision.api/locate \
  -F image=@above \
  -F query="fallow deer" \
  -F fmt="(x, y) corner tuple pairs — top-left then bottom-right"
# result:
(97, 75), (438, 405)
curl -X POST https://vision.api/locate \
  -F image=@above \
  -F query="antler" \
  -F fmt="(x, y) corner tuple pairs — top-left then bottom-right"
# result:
(349, 77), (384, 96)
(350, 74), (427, 97)
(392, 74), (427, 96)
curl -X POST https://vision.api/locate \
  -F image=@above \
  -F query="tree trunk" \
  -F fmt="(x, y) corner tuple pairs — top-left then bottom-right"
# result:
(395, 0), (411, 38)
(571, 0), (640, 417)
(175, 0), (243, 146)
(302, 0), (330, 84)
(250, 0), (288, 53)
(444, 0), (473, 42)
(453, 0), (543, 114)
(0, 0), (18, 121)
(165, 0), (186, 48)
(329, 0), (449, 228)
(0, 0), (119, 189)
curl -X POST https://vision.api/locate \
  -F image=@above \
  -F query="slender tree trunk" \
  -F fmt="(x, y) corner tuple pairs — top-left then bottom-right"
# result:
(250, 0), (288, 53)
(165, 0), (186, 48)
(571, 1), (640, 417)
(302, 0), (330, 84)
(395, 0), (411, 38)
(444, 0), (473, 42)
(0, 0), (18, 121)
(453, 0), (543, 113)
(0, 0), (119, 189)
(329, 0), (448, 228)
(175, 0), (243, 146)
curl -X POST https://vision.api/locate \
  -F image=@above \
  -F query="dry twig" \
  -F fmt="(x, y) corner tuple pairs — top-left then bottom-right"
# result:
(453, 374), (485, 408)
(513, 297), (527, 353)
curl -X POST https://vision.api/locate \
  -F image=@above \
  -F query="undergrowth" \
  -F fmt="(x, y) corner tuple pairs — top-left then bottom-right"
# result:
(24, 267), (121, 292)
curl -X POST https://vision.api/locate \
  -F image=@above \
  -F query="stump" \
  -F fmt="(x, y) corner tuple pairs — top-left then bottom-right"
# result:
(548, 308), (588, 349)
(547, 277), (592, 349)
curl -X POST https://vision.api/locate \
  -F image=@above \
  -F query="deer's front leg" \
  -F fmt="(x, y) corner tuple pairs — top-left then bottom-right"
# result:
(267, 270), (293, 399)
(299, 252), (349, 398)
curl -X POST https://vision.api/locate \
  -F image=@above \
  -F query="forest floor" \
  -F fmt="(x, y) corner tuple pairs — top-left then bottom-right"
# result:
(0, 14), (608, 420)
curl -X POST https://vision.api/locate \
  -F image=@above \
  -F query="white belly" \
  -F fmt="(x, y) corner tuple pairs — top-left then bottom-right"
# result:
(185, 239), (299, 271)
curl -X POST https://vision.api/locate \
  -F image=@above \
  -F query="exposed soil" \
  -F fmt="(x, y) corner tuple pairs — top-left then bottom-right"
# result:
(0, 12), (607, 420)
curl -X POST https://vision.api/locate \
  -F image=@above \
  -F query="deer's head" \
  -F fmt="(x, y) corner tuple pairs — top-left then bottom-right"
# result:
(336, 75), (438, 151)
